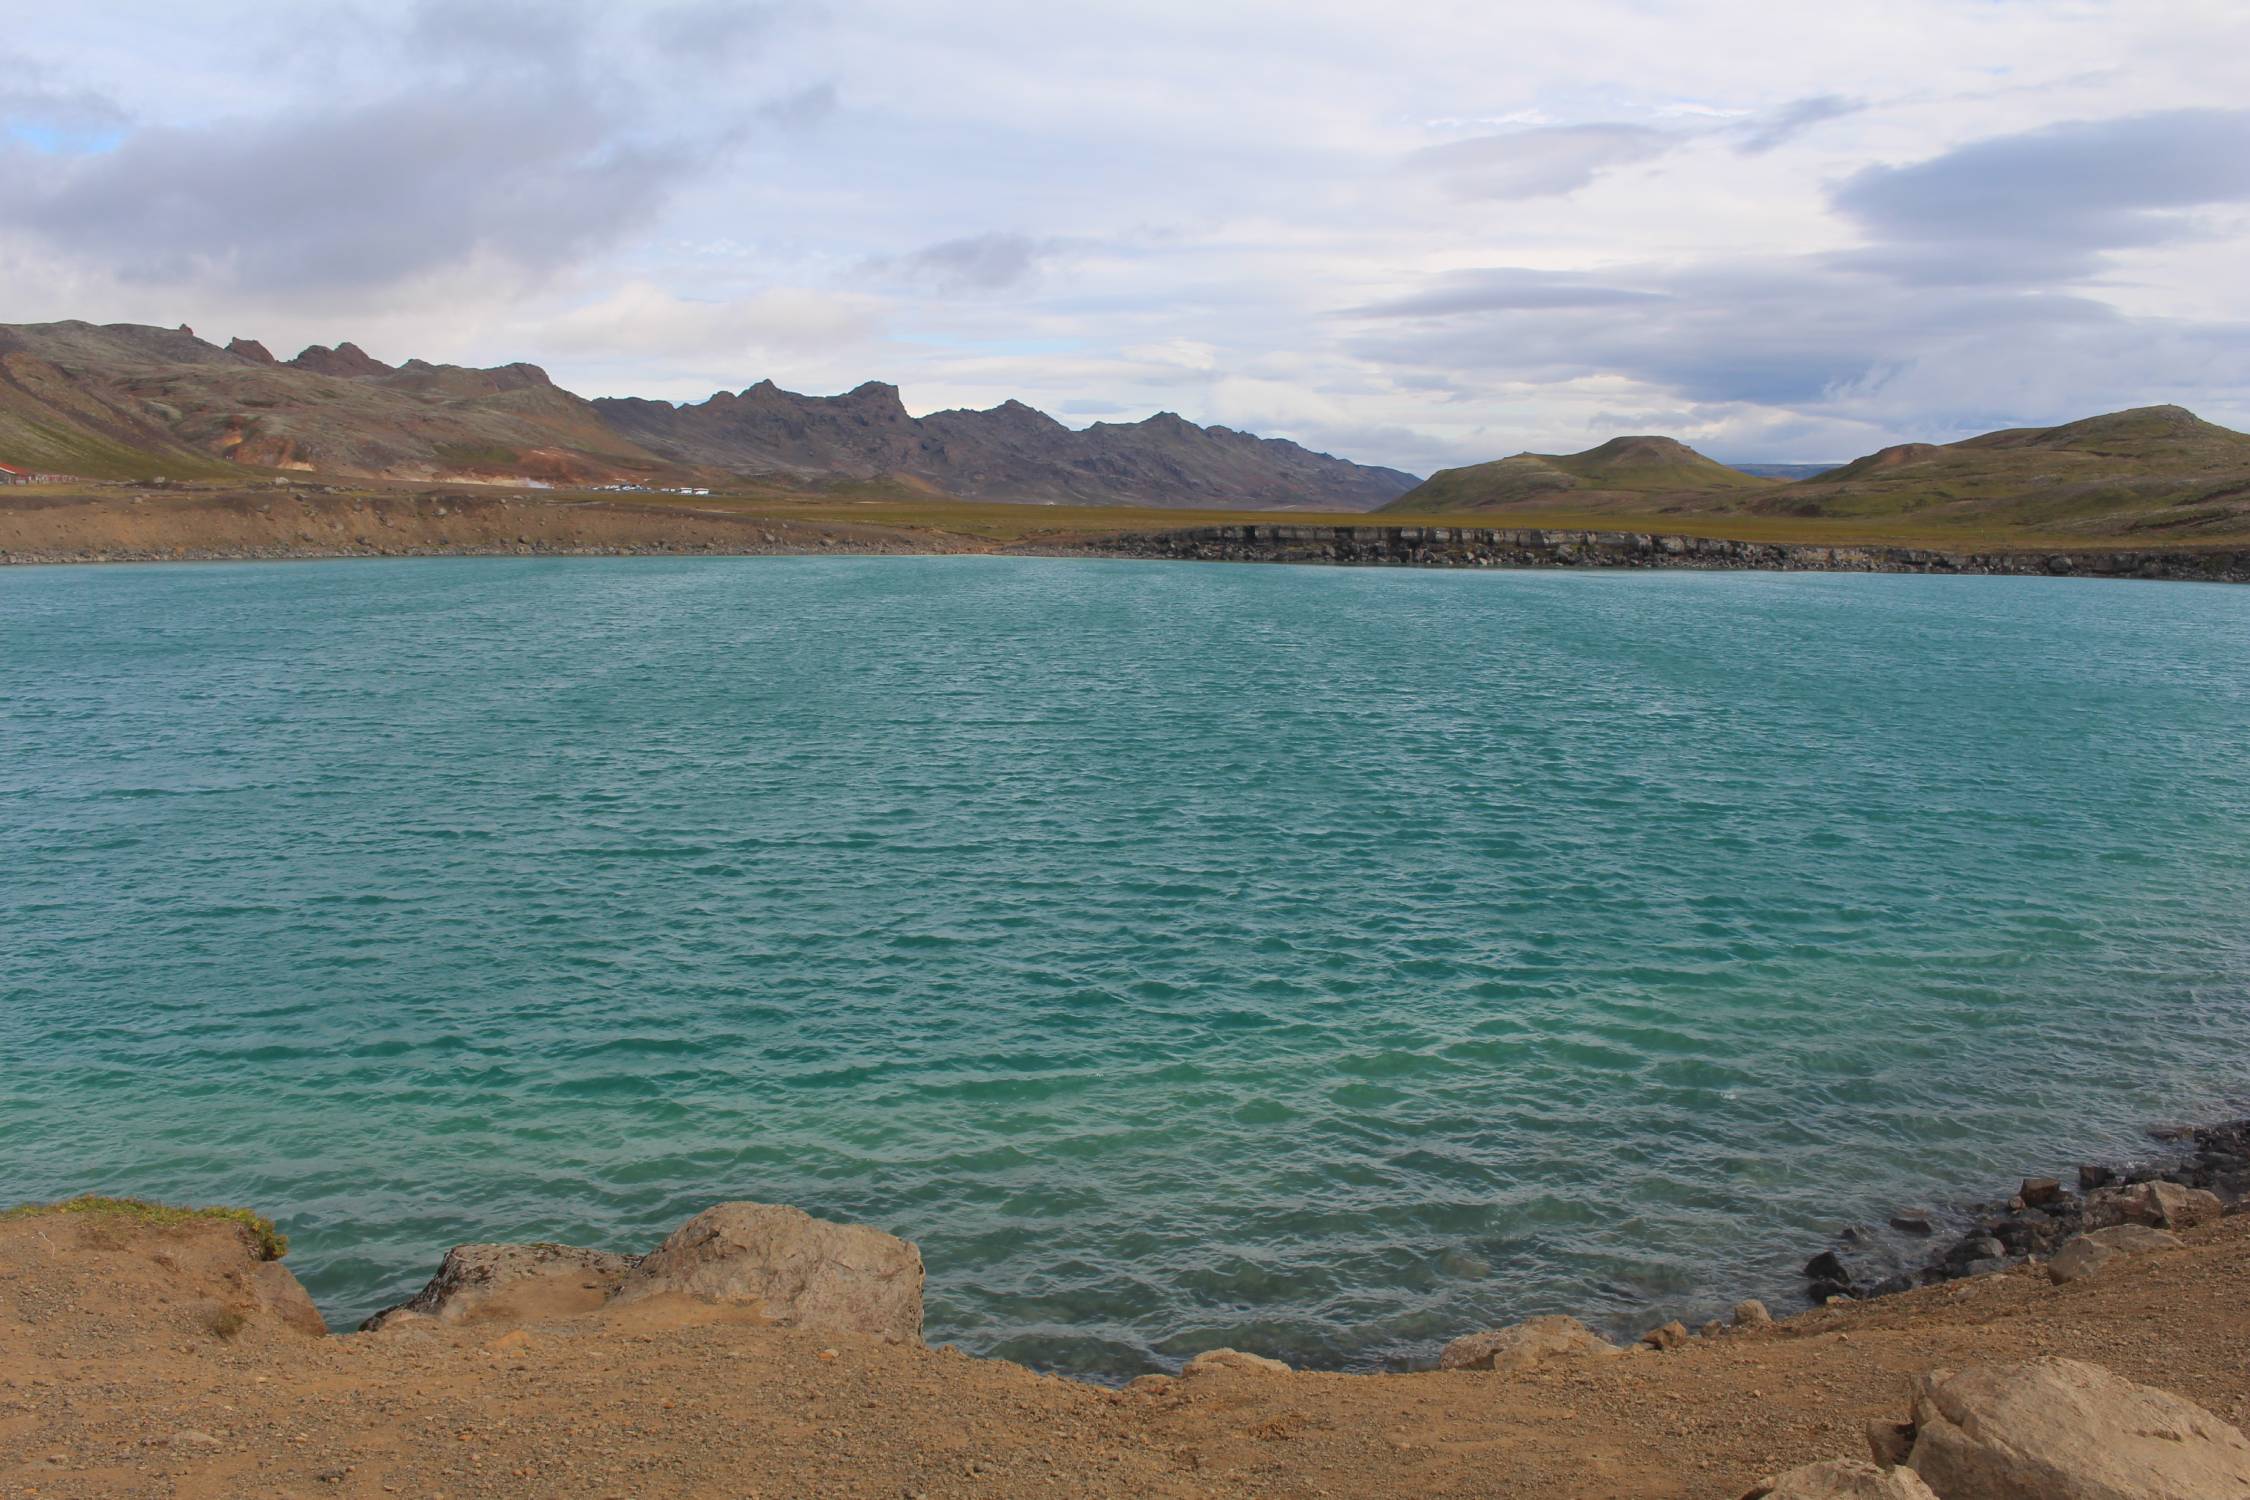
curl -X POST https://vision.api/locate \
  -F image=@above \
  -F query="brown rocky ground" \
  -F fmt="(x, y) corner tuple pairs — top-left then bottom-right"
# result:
(4, 1207), (2248, 1500)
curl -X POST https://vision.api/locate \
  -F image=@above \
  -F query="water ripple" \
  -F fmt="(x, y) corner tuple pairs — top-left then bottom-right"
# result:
(4, 557), (2250, 1379)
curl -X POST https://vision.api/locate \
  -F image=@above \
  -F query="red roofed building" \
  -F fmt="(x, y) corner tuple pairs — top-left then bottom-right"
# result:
(0, 463), (31, 485)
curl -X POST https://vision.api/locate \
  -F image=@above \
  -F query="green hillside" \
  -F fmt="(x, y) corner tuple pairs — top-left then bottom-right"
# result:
(1767, 407), (2250, 530)
(1385, 408), (2250, 545)
(1384, 436), (1776, 514)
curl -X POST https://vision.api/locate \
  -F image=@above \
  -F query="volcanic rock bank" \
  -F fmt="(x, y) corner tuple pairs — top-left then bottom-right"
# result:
(1091, 524), (2250, 583)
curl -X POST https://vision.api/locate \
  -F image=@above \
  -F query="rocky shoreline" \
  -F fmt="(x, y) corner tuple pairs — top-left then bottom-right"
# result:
(22, 1111), (2250, 1370)
(12, 1118), (2250, 1497)
(19, 528), (2250, 586)
(194, 1110), (2250, 1378)
(1416, 1110), (2250, 1370)
(1788, 1116), (2250, 1307)
(6, 489), (2250, 583)
(1072, 523), (2250, 583)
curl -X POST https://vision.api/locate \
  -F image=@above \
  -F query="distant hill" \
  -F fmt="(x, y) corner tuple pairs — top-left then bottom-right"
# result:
(0, 321), (1416, 508)
(1786, 405), (2250, 502)
(1738, 406), (2250, 539)
(1385, 407), (2250, 543)
(1728, 462), (1839, 480)
(1382, 435), (1777, 514)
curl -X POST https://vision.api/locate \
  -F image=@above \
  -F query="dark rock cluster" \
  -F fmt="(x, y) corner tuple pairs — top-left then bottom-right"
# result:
(1800, 1119), (2250, 1304)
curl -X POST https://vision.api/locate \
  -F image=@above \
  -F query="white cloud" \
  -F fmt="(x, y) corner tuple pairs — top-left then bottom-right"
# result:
(1411, 124), (1678, 200)
(1, 0), (2247, 467)
(1121, 340), (1220, 372)
(538, 282), (882, 359)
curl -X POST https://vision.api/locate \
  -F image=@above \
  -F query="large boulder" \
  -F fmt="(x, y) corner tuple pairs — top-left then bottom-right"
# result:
(359, 1242), (639, 1331)
(1906, 1357), (2250, 1499)
(1744, 1459), (1940, 1499)
(1640, 1320), (1689, 1351)
(2084, 1181), (2223, 1232)
(2046, 1225), (2185, 1286)
(1804, 1249), (1859, 1300)
(1180, 1348), (1291, 1377)
(1437, 1314), (1620, 1372)
(609, 1201), (923, 1344)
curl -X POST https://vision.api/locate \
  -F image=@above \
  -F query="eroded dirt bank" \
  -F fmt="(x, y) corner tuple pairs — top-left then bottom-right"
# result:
(4, 1204), (2249, 1499)
(0, 488), (974, 563)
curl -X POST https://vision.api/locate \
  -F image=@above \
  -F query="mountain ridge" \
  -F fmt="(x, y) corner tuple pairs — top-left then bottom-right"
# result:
(0, 320), (1416, 508)
(591, 381), (1416, 508)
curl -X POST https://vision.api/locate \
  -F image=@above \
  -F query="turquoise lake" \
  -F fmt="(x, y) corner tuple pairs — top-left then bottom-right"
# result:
(5, 555), (2250, 1378)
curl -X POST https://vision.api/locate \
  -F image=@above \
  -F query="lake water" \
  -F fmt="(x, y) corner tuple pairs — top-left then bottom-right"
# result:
(5, 555), (2249, 1378)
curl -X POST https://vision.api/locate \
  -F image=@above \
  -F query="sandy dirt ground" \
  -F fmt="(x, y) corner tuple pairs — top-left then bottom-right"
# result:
(3, 1208), (2247, 1500)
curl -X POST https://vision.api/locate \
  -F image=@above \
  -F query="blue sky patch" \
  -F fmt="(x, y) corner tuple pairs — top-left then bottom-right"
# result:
(6, 120), (127, 155)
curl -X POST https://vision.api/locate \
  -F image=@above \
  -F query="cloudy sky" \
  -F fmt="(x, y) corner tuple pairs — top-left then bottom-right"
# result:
(3, 0), (2248, 472)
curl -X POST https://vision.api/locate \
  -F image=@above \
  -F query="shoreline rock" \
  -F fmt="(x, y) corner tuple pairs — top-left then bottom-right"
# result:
(1762, 1357), (2250, 1499)
(1181, 1347), (1293, 1377)
(1438, 1314), (1621, 1372)
(1903, 1357), (2250, 1498)
(360, 1200), (924, 1345)
(2046, 1225), (2184, 1285)
(1791, 1116), (2250, 1314)
(359, 1241), (641, 1331)
(0, 1198), (328, 1341)
(609, 1201), (924, 1344)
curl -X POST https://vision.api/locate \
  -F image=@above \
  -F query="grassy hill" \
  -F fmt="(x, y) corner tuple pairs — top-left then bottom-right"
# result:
(1383, 436), (1777, 514)
(1753, 407), (2250, 540)
(1386, 408), (2250, 547)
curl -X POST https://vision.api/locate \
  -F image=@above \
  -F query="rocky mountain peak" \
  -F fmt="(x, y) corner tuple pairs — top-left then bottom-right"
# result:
(841, 381), (908, 417)
(289, 342), (396, 379)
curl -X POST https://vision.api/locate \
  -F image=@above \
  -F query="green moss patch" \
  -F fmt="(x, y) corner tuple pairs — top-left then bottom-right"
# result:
(2, 1195), (288, 1260)
(434, 442), (522, 469)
